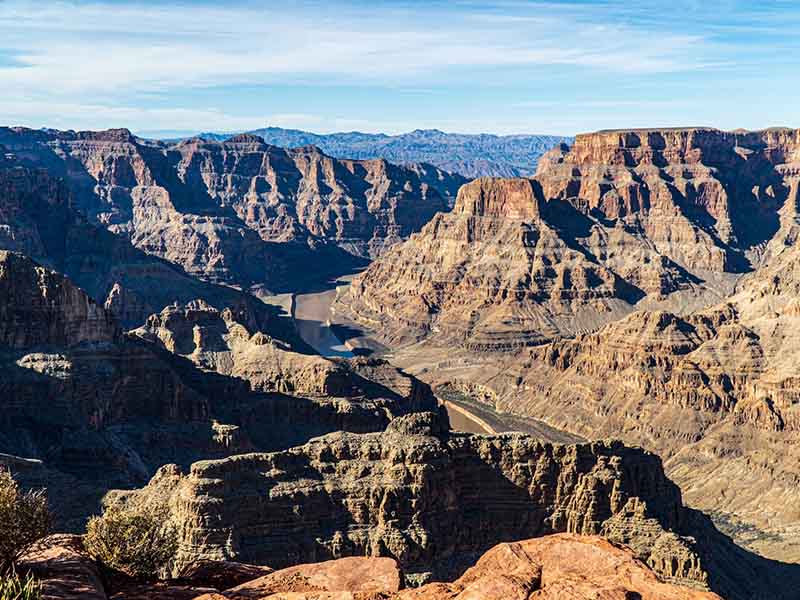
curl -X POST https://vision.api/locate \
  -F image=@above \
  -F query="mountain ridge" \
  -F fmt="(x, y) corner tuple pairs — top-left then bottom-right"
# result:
(166, 126), (572, 178)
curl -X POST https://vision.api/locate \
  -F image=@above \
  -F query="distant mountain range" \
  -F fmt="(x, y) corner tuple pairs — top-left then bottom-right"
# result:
(187, 127), (572, 178)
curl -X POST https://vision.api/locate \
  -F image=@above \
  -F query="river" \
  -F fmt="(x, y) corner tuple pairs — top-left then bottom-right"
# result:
(286, 274), (507, 436)
(293, 286), (354, 358)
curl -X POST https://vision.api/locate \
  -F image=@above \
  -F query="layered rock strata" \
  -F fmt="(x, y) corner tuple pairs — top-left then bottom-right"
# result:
(0, 128), (462, 294)
(338, 128), (800, 350)
(483, 238), (800, 561)
(0, 151), (280, 328)
(0, 252), (438, 529)
(114, 412), (800, 599)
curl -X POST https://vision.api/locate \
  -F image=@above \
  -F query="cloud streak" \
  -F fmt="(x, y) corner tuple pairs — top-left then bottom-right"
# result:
(0, 0), (794, 134)
(1, 1), (714, 95)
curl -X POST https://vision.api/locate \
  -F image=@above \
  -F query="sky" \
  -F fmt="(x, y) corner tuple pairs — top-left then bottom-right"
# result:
(0, 0), (797, 137)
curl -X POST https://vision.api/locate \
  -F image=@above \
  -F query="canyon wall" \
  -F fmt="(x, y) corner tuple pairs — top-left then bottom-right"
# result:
(0, 128), (465, 295)
(339, 127), (800, 351)
(116, 412), (800, 600)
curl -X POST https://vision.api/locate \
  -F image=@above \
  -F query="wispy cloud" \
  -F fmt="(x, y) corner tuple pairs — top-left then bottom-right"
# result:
(0, 0), (795, 134)
(0, 1), (713, 95)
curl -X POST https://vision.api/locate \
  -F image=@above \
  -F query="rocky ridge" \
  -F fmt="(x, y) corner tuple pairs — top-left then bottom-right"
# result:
(192, 126), (572, 178)
(19, 534), (723, 600)
(111, 412), (800, 600)
(485, 238), (800, 560)
(0, 149), (280, 328)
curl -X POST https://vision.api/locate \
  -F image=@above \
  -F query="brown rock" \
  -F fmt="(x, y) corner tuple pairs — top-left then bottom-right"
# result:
(338, 127), (800, 350)
(0, 149), (277, 328)
(338, 177), (634, 350)
(108, 581), (217, 600)
(0, 253), (438, 531)
(178, 560), (274, 590)
(114, 412), (773, 596)
(0, 127), (462, 296)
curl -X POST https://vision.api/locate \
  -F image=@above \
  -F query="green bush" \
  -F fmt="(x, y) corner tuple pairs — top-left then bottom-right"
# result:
(0, 571), (41, 600)
(84, 503), (178, 579)
(0, 470), (52, 575)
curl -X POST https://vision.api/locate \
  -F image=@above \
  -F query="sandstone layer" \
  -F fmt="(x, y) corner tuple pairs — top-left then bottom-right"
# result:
(0, 127), (463, 295)
(112, 412), (800, 600)
(337, 128), (800, 350)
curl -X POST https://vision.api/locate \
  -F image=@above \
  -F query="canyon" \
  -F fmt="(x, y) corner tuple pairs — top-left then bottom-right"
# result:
(335, 127), (800, 565)
(3, 124), (800, 599)
(0, 127), (466, 298)
(0, 250), (439, 531)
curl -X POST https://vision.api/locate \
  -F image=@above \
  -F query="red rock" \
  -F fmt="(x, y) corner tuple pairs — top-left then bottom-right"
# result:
(178, 560), (274, 590)
(223, 557), (401, 599)
(19, 534), (106, 600)
(398, 534), (722, 600)
(108, 581), (217, 600)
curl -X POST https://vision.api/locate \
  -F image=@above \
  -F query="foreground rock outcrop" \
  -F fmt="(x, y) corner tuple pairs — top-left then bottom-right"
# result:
(111, 412), (800, 599)
(20, 534), (720, 600)
(338, 127), (800, 350)
(399, 534), (721, 600)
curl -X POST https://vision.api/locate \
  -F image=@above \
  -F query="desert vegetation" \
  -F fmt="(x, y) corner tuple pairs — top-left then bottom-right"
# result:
(84, 502), (178, 579)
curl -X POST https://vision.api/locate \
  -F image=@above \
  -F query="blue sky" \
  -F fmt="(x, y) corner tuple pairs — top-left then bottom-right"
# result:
(0, 0), (797, 136)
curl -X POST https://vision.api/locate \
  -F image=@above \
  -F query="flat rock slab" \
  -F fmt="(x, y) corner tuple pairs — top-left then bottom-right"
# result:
(108, 581), (218, 599)
(20, 534), (107, 600)
(179, 560), (274, 590)
(398, 534), (722, 600)
(223, 557), (401, 599)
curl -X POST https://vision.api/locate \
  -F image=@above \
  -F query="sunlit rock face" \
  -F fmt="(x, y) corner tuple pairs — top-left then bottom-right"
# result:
(338, 127), (800, 352)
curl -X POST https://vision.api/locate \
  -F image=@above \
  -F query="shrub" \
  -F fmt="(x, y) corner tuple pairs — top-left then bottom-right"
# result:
(0, 571), (41, 600)
(84, 503), (178, 579)
(0, 470), (52, 575)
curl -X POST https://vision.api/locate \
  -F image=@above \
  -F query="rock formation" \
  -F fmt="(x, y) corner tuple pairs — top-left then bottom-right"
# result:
(334, 127), (800, 564)
(481, 238), (800, 562)
(0, 127), (462, 295)
(111, 412), (800, 599)
(0, 252), (438, 529)
(21, 534), (723, 600)
(338, 127), (800, 350)
(0, 149), (279, 328)
(398, 534), (721, 600)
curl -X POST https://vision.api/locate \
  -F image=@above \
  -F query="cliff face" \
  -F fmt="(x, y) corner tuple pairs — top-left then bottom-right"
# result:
(0, 252), (439, 530)
(488, 240), (800, 561)
(0, 127), (462, 294)
(0, 152), (280, 328)
(538, 128), (800, 266)
(338, 128), (800, 350)
(116, 412), (800, 600)
(334, 127), (800, 562)
(0, 250), (118, 348)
